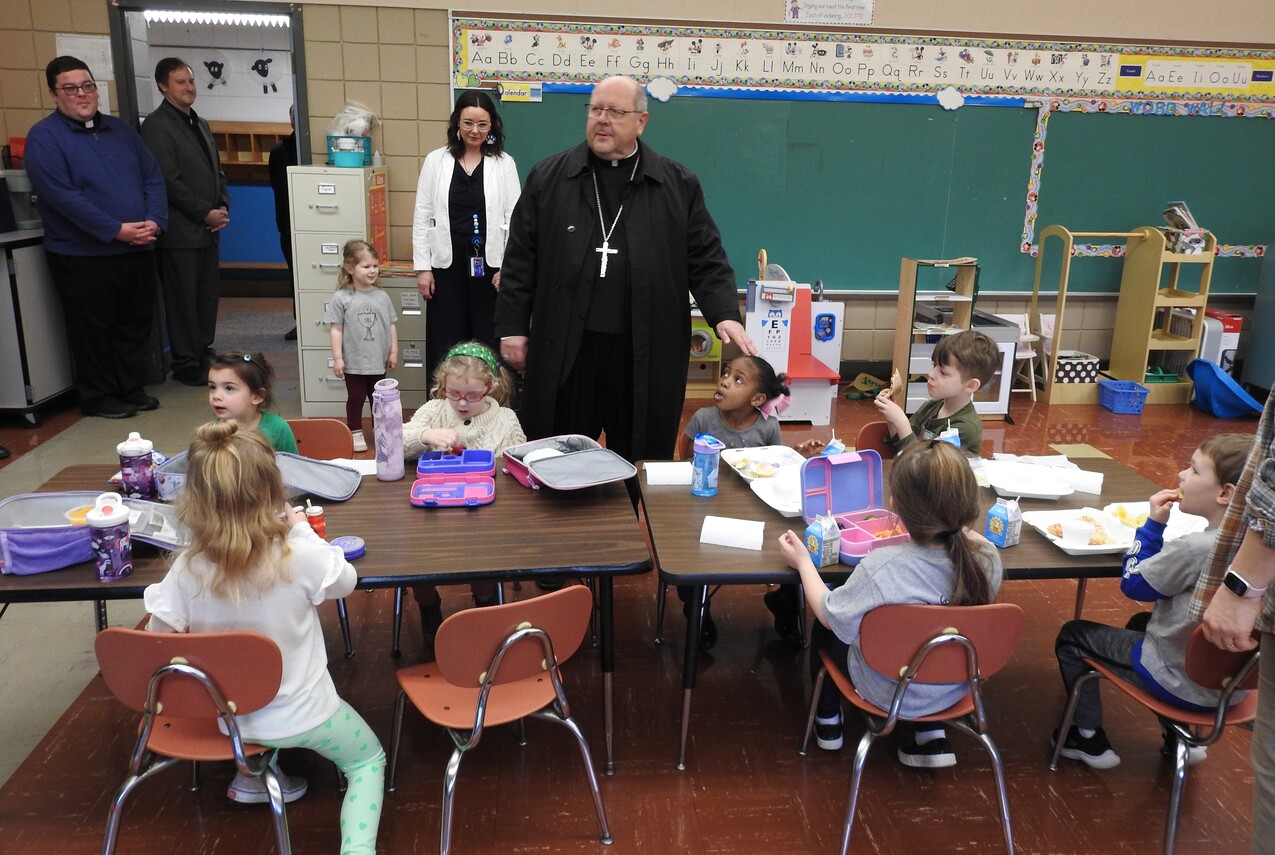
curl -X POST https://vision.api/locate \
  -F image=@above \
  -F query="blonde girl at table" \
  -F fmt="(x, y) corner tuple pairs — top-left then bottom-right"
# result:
(401, 341), (525, 651)
(778, 439), (1003, 766)
(143, 422), (385, 854)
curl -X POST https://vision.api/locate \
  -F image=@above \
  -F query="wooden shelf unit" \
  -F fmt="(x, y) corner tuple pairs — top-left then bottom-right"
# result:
(1108, 226), (1215, 404)
(891, 257), (979, 414)
(207, 121), (291, 180)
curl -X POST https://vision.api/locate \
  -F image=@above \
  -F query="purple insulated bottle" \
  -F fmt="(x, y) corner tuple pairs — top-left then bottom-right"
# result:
(372, 378), (405, 481)
(87, 493), (133, 582)
(117, 431), (156, 500)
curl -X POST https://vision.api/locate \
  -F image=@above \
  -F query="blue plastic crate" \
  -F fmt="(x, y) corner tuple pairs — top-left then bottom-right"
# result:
(1098, 379), (1150, 414)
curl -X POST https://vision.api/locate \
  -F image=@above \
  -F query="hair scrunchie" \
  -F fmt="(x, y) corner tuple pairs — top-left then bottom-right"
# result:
(444, 341), (499, 373)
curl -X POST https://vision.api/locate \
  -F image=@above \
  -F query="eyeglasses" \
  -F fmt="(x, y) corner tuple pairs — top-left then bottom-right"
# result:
(460, 120), (491, 132)
(587, 105), (640, 120)
(444, 389), (488, 403)
(56, 82), (98, 96)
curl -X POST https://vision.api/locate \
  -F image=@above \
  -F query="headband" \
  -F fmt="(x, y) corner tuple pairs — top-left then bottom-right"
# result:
(758, 392), (791, 419)
(444, 341), (498, 373)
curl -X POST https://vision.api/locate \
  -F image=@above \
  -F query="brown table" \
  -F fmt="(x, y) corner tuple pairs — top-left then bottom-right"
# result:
(0, 465), (653, 773)
(639, 456), (1162, 769)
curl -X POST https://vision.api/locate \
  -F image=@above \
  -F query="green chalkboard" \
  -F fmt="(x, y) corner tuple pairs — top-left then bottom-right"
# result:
(499, 93), (1272, 293)
(499, 92), (1037, 292)
(1034, 110), (1275, 294)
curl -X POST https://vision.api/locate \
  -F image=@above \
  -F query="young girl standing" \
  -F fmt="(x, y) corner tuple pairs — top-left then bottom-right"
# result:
(778, 439), (1003, 766)
(206, 350), (297, 453)
(402, 341), (525, 648)
(143, 422), (384, 854)
(326, 240), (398, 453)
(677, 355), (823, 648)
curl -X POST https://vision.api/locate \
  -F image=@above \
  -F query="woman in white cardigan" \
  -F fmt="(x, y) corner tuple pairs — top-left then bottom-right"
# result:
(412, 90), (521, 380)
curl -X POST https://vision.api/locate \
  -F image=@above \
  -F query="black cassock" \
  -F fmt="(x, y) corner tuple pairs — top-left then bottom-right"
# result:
(495, 141), (741, 461)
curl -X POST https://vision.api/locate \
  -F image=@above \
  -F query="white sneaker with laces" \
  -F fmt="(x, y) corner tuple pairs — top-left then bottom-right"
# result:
(227, 768), (308, 805)
(351, 429), (367, 452)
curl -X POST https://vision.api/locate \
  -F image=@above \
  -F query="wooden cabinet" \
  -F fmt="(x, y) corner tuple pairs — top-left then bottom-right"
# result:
(207, 121), (290, 180)
(891, 257), (978, 414)
(1107, 226), (1215, 404)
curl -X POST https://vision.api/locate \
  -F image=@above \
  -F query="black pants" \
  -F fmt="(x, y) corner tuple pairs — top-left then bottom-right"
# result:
(158, 245), (221, 375)
(556, 331), (636, 461)
(425, 258), (498, 383)
(46, 250), (156, 409)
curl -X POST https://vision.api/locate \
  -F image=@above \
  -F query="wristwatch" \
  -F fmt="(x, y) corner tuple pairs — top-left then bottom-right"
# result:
(1222, 568), (1269, 599)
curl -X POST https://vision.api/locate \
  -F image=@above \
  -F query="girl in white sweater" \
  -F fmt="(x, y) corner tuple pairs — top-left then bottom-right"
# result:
(403, 341), (525, 652)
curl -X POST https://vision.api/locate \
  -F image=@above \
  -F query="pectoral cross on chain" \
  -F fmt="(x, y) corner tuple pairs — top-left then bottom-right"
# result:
(595, 239), (618, 278)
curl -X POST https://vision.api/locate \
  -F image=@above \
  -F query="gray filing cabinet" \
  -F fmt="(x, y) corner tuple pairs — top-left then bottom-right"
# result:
(0, 230), (74, 424)
(287, 165), (428, 417)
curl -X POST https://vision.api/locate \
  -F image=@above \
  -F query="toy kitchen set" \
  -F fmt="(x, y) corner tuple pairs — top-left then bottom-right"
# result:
(745, 278), (845, 426)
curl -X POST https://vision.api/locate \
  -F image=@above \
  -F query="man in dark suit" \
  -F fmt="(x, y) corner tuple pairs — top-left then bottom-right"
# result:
(140, 57), (229, 386)
(269, 104), (298, 341)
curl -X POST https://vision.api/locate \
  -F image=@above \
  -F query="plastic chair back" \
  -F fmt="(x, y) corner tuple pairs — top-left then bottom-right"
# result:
(859, 602), (1024, 684)
(433, 585), (593, 687)
(1184, 626), (1261, 692)
(286, 418), (354, 460)
(855, 421), (896, 459)
(95, 628), (283, 718)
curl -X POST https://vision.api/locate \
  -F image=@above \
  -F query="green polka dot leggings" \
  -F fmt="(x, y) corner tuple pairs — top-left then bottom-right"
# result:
(260, 699), (385, 855)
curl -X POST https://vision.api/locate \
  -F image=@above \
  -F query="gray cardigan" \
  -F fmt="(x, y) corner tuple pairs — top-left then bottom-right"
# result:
(140, 99), (228, 249)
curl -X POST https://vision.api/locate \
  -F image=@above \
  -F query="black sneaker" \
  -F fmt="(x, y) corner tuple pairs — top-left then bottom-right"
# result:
(814, 715), (844, 750)
(1054, 726), (1121, 769)
(284, 326), (298, 341)
(898, 736), (957, 769)
(122, 392), (160, 411)
(172, 367), (207, 387)
(764, 587), (803, 646)
(1160, 731), (1207, 766)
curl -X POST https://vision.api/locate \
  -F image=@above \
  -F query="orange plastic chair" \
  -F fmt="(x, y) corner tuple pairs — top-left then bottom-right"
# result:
(854, 420), (896, 459)
(1049, 626), (1260, 855)
(286, 418), (354, 459)
(387, 585), (612, 854)
(94, 628), (290, 854)
(800, 603), (1024, 854)
(286, 418), (356, 658)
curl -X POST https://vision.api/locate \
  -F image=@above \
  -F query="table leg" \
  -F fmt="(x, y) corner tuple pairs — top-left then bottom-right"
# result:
(1073, 579), (1089, 620)
(677, 584), (704, 771)
(336, 598), (354, 658)
(597, 577), (616, 775)
(95, 599), (107, 632)
(391, 587), (404, 658)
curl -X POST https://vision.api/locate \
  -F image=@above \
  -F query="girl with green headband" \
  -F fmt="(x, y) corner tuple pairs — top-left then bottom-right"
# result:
(401, 341), (526, 650)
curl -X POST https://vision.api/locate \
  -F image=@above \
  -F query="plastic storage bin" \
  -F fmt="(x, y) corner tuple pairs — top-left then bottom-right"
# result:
(1098, 379), (1150, 414)
(800, 450), (910, 566)
(327, 135), (371, 167)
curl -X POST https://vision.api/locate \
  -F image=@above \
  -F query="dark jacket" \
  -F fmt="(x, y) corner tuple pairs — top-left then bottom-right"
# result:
(495, 141), (740, 460)
(140, 99), (227, 249)
(24, 109), (167, 256)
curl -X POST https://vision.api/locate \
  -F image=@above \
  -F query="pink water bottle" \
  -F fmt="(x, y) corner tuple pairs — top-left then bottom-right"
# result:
(372, 378), (405, 481)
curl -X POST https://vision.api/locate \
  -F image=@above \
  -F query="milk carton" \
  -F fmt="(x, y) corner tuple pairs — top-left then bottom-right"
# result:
(805, 515), (841, 567)
(985, 497), (1022, 548)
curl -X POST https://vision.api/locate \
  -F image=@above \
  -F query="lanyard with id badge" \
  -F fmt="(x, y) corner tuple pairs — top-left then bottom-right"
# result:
(469, 213), (485, 278)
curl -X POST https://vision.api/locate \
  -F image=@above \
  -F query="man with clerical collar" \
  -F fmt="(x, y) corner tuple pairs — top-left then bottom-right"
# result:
(141, 57), (230, 388)
(496, 75), (757, 463)
(24, 55), (168, 419)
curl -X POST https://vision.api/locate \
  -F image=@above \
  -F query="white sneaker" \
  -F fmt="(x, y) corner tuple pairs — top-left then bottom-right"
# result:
(227, 768), (308, 805)
(351, 429), (367, 452)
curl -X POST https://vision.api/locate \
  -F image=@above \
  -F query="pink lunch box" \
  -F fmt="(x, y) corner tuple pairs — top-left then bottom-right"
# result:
(501, 435), (636, 490)
(409, 450), (497, 507)
(800, 450), (910, 565)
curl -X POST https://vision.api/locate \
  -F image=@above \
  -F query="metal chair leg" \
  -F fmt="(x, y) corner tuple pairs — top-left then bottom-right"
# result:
(391, 587), (404, 658)
(840, 729), (878, 855)
(387, 689), (407, 791)
(799, 667), (828, 756)
(973, 728), (1015, 854)
(439, 746), (466, 855)
(553, 712), (614, 844)
(1163, 738), (1190, 855)
(261, 766), (293, 854)
(1048, 670), (1100, 770)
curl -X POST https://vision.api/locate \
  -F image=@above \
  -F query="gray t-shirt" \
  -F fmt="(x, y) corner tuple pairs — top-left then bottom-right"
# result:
(325, 288), (398, 374)
(823, 539), (1004, 716)
(684, 406), (782, 449)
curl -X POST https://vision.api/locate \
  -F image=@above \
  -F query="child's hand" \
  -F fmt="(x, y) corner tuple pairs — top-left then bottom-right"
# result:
(873, 393), (908, 436)
(421, 428), (460, 451)
(281, 504), (307, 527)
(332, 356), (345, 380)
(387, 349), (398, 372)
(778, 529), (812, 570)
(1148, 487), (1179, 524)
(795, 439), (826, 459)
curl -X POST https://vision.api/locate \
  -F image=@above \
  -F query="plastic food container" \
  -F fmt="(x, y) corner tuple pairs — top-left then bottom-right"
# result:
(800, 450), (910, 566)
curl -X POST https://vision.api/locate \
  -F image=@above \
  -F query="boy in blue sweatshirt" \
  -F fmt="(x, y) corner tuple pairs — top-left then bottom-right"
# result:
(1053, 433), (1253, 768)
